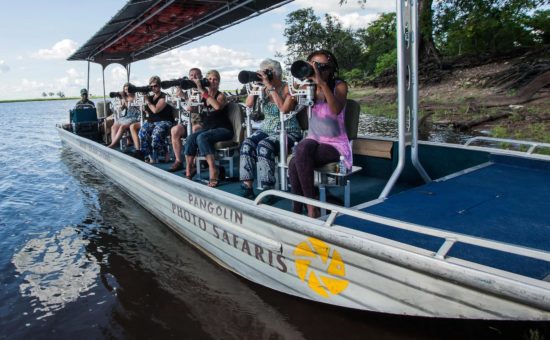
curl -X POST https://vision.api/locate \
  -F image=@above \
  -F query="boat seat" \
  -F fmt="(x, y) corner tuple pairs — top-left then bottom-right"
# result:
(196, 102), (244, 179)
(314, 99), (362, 212)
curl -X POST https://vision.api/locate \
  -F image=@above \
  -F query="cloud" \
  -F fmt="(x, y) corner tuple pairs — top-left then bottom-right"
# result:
(330, 11), (382, 29)
(292, 0), (395, 29)
(295, 0), (394, 14)
(0, 60), (10, 73)
(32, 39), (78, 60)
(148, 45), (262, 90)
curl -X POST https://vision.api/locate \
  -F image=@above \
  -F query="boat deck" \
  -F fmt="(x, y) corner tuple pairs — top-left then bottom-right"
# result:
(335, 155), (550, 280)
(116, 144), (549, 281)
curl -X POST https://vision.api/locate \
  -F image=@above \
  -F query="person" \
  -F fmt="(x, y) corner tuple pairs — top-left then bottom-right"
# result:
(129, 121), (142, 158)
(288, 50), (350, 218)
(137, 76), (175, 163)
(76, 88), (95, 107)
(239, 59), (301, 199)
(107, 83), (141, 149)
(183, 70), (232, 187)
(168, 67), (203, 172)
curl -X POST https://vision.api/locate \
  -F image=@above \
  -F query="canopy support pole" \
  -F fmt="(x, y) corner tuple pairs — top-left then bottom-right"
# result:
(379, 0), (431, 200)
(87, 61), (91, 92)
(102, 65), (107, 117)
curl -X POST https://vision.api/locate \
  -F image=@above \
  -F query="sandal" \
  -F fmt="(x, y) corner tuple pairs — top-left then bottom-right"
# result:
(168, 161), (184, 173)
(208, 178), (219, 187)
(186, 169), (197, 180)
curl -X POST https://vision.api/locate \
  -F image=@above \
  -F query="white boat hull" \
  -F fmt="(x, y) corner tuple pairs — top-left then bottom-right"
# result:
(58, 128), (550, 320)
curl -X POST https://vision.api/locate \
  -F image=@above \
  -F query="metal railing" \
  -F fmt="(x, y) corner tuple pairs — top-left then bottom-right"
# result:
(254, 190), (550, 266)
(465, 137), (550, 154)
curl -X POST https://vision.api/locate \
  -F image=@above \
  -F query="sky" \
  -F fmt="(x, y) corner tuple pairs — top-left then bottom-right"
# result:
(0, 0), (395, 100)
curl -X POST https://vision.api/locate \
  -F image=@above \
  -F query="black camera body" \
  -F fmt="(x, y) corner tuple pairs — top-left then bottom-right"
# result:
(290, 60), (331, 79)
(127, 84), (152, 94)
(109, 91), (123, 99)
(238, 69), (273, 84)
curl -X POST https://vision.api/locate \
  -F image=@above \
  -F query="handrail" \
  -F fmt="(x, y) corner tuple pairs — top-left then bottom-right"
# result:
(465, 136), (550, 154)
(254, 190), (550, 265)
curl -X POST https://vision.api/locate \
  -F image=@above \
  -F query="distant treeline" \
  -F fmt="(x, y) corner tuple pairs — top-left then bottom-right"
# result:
(282, 0), (550, 84)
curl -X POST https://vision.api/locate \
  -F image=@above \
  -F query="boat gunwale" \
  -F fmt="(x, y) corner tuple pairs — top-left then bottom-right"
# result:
(57, 127), (550, 314)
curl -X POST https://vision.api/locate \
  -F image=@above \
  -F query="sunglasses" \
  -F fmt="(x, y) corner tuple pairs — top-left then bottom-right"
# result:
(150, 84), (160, 88)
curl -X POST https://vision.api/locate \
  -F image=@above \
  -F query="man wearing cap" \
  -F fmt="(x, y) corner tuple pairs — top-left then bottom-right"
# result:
(76, 88), (95, 107)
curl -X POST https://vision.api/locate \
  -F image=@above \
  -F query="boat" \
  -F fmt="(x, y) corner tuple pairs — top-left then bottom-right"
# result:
(57, 0), (550, 320)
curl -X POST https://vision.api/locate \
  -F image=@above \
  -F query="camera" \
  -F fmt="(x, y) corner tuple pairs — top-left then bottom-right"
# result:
(127, 84), (152, 94)
(238, 69), (273, 84)
(163, 78), (210, 90)
(109, 91), (122, 99)
(160, 77), (188, 89)
(290, 60), (332, 79)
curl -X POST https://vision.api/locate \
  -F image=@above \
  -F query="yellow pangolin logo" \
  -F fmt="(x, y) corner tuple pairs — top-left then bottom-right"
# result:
(293, 237), (349, 298)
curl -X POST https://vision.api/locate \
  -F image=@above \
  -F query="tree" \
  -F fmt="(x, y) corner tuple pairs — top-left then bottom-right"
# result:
(322, 14), (364, 72)
(434, 0), (549, 56)
(42, 92), (47, 97)
(340, 0), (440, 62)
(48, 92), (54, 97)
(284, 9), (363, 73)
(284, 8), (325, 63)
(356, 12), (396, 76)
(56, 91), (65, 98)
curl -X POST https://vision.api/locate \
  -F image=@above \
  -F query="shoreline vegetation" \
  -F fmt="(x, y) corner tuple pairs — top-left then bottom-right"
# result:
(2, 63), (548, 147)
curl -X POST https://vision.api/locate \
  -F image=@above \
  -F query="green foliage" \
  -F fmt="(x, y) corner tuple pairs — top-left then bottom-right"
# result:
(284, 1), (549, 82)
(434, 0), (549, 56)
(373, 50), (397, 78)
(341, 68), (364, 86)
(526, 9), (550, 44)
(284, 8), (325, 62)
(356, 12), (396, 76)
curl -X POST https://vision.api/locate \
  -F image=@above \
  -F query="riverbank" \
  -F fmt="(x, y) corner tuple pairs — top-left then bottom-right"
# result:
(0, 96), (105, 104)
(349, 61), (550, 145)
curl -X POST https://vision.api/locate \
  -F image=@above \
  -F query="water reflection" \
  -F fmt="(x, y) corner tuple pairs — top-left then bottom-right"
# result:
(12, 227), (100, 320)
(59, 150), (305, 339)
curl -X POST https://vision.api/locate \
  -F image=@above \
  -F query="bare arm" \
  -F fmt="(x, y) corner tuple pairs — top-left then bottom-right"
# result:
(310, 62), (348, 115)
(145, 96), (167, 114)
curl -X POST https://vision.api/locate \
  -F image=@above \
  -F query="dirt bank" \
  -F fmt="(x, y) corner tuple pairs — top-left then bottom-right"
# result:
(351, 60), (550, 143)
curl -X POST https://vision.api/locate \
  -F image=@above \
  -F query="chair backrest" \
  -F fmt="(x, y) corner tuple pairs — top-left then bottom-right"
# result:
(295, 105), (309, 131)
(225, 102), (244, 144)
(344, 99), (360, 141)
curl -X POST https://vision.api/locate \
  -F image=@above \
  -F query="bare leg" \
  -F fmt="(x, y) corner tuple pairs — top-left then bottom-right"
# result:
(205, 154), (219, 187)
(185, 155), (196, 178)
(130, 123), (141, 150)
(108, 123), (130, 148)
(171, 125), (186, 164)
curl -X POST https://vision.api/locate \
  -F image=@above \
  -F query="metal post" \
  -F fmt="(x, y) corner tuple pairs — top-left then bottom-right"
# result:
(87, 61), (90, 92)
(410, 0), (431, 183)
(278, 112), (288, 191)
(102, 65), (107, 117)
(379, 0), (431, 199)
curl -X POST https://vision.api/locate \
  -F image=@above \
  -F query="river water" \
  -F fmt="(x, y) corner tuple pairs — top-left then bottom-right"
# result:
(0, 100), (547, 339)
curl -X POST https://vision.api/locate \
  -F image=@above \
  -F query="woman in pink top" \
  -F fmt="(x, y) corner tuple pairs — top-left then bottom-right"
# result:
(288, 50), (350, 218)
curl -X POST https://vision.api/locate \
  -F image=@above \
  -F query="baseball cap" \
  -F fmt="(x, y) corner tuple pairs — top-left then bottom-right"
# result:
(80, 88), (88, 95)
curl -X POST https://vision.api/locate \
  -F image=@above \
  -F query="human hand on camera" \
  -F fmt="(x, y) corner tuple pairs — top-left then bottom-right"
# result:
(258, 70), (272, 88)
(307, 61), (324, 85)
(193, 79), (204, 92)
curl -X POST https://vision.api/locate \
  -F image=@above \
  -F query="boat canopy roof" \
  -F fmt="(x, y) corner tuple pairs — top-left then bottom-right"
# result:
(68, 0), (292, 67)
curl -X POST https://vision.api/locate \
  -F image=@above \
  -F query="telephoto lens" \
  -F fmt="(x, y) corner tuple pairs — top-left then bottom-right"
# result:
(161, 76), (190, 89)
(127, 84), (152, 94)
(238, 70), (261, 84)
(179, 78), (210, 89)
(290, 60), (314, 80)
(109, 91), (122, 98)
